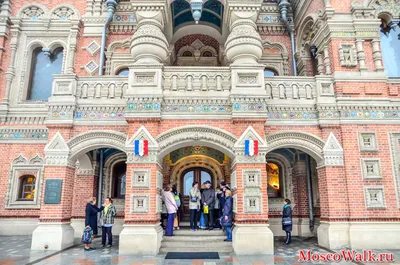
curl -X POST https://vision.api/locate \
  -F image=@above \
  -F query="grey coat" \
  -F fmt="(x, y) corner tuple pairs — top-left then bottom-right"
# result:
(189, 187), (201, 210)
(101, 204), (117, 226)
(201, 188), (215, 207)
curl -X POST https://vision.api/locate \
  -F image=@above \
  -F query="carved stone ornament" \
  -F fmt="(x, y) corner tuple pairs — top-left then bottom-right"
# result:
(364, 185), (386, 209)
(323, 132), (344, 166)
(131, 168), (151, 188)
(130, 194), (150, 213)
(234, 126), (268, 164)
(126, 125), (159, 164)
(44, 132), (71, 167)
(339, 44), (358, 67)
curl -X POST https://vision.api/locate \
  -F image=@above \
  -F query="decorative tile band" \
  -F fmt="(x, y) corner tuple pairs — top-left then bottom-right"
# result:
(0, 128), (48, 141)
(127, 103), (231, 114)
(113, 14), (136, 23)
(257, 15), (293, 24)
(75, 111), (125, 120)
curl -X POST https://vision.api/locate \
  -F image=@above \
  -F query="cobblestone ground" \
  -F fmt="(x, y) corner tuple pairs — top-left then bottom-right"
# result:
(0, 236), (399, 265)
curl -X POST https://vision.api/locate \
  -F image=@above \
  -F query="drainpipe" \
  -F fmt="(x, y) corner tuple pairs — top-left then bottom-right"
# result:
(98, 0), (119, 76)
(277, 0), (297, 76)
(97, 149), (104, 207)
(305, 154), (314, 232)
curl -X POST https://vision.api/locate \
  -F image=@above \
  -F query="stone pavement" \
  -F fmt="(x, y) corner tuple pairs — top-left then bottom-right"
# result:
(0, 236), (399, 265)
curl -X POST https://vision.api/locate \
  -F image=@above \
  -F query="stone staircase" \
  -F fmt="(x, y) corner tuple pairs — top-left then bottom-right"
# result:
(160, 223), (234, 254)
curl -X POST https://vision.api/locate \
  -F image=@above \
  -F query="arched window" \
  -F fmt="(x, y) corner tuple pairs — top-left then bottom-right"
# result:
(202, 51), (213, 57)
(117, 68), (129, 76)
(182, 51), (193, 57)
(18, 175), (36, 200)
(112, 161), (127, 199)
(28, 47), (64, 101)
(266, 163), (282, 198)
(380, 19), (400, 77)
(264, 69), (277, 77)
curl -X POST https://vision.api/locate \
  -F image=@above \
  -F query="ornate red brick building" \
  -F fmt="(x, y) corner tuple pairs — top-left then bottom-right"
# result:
(0, 0), (399, 255)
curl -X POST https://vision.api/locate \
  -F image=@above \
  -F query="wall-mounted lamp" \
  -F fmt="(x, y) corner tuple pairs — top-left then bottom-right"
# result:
(310, 44), (318, 58)
(190, 0), (204, 24)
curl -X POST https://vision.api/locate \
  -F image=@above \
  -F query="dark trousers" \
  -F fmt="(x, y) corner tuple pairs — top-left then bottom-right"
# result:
(214, 209), (221, 228)
(189, 209), (198, 229)
(165, 214), (174, 236)
(101, 226), (112, 246)
(161, 214), (168, 228)
(204, 207), (214, 229)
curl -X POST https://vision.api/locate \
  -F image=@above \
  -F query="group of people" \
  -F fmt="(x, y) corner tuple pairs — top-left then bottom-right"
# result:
(82, 196), (117, 251)
(162, 180), (233, 242)
(80, 185), (293, 250)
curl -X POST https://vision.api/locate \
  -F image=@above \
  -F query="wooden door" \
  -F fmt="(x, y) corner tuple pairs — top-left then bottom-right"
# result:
(180, 167), (213, 219)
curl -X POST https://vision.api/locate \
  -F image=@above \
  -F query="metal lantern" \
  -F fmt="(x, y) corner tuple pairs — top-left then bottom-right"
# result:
(310, 44), (318, 58)
(190, 0), (204, 24)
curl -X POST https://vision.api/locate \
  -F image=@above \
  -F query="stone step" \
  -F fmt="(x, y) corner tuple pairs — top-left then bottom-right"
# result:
(163, 235), (226, 241)
(173, 229), (225, 236)
(159, 247), (234, 253)
(161, 240), (232, 248)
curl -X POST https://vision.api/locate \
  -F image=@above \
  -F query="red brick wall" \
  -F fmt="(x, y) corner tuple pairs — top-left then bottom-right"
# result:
(71, 175), (96, 218)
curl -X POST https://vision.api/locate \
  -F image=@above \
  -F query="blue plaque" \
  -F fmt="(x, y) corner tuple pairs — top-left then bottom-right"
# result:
(44, 179), (63, 204)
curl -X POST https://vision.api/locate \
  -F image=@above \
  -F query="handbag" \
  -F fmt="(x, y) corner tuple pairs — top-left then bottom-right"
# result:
(190, 195), (197, 203)
(282, 217), (292, 225)
(173, 214), (179, 227)
(204, 205), (209, 214)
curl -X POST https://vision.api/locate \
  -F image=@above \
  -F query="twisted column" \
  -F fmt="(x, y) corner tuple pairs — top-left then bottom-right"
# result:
(372, 39), (384, 72)
(356, 39), (367, 72)
(130, 14), (168, 64)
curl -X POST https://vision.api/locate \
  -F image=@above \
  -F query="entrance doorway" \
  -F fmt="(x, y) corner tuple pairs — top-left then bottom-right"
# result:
(180, 167), (213, 219)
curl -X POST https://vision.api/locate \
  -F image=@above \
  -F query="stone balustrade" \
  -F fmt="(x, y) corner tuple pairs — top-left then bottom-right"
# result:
(265, 76), (317, 100)
(76, 76), (128, 99)
(163, 67), (231, 92)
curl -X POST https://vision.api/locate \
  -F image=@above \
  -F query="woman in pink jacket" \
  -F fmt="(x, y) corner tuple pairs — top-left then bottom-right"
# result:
(163, 185), (178, 236)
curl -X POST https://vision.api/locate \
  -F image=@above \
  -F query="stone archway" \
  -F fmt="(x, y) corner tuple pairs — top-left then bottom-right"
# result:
(265, 131), (325, 166)
(68, 130), (128, 162)
(156, 125), (237, 161)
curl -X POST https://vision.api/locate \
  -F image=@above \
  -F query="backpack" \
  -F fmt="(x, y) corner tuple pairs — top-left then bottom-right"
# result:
(174, 194), (181, 207)
(81, 226), (93, 244)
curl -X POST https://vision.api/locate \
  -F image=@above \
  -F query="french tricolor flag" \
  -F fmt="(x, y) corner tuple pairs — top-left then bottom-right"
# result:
(245, 140), (258, 156)
(134, 140), (148, 156)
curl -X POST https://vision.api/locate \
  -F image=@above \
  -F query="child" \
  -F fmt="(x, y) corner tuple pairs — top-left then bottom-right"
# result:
(81, 225), (94, 251)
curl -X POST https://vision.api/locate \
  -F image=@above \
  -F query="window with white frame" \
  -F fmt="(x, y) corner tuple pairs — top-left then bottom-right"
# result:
(380, 19), (400, 77)
(27, 47), (64, 101)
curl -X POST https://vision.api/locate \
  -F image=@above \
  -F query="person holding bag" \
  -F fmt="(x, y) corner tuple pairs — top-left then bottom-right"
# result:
(282, 198), (292, 245)
(163, 185), (178, 236)
(189, 181), (201, 231)
(221, 189), (233, 242)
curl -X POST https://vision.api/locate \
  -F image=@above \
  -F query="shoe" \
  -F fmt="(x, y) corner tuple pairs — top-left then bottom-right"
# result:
(89, 247), (96, 250)
(106, 245), (112, 248)
(84, 248), (92, 251)
(100, 245), (105, 248)
(224, 239), (232, 242)
(177, 227), (180, 230)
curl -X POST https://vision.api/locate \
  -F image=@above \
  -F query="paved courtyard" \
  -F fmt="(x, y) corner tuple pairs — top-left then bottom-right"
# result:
(0, 236), (398, 265)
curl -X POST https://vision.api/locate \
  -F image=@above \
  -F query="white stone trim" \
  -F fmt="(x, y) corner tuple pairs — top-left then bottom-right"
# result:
(363, 185), (386, 209)
(243, 194), (262, 213)
(130, 194), (150, 213)
(242, 169), (262, 188)
(131, 168), (151, 188)
(323, 132), (344, 166)
(5, 154), (44, 209)
(231, 170), (237, 190)
(358, 132), (378, 152)
(360, 158), (382, 180)
(156, 171), (163, 190)
(389, 132), (400, 208)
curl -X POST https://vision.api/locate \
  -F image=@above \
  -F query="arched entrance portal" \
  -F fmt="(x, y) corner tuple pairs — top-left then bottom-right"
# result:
(162, 145), (230, 221)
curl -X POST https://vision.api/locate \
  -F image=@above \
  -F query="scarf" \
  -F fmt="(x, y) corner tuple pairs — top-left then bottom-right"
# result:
(104, 204), (111, 216)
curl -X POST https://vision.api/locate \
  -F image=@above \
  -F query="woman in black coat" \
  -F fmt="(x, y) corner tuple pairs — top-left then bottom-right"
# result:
(282, 198), (292, 245)
(85, 197), (104, 237)
(221, 189), (233, 242)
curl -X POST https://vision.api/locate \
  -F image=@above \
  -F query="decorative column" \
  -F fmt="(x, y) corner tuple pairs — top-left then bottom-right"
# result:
(371, 39), (384, 72)
(323, 46), (332, 75)
(31, 132), (75, 250)
(2, 26), (20, 103)
(316, 53), (325, 75)
(356, 39), (367, 72)
(126, 4), (168, 119)
(119, 126), (163, 255)
(317, 131), (349, 249)
(65, 20), (81, 74)
(232, 126), (274, 255)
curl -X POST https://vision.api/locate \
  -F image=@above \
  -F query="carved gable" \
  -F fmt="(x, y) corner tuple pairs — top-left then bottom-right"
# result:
(323, 132), (344, 166)
(44, 132), (69, 155)
(126, 125), (158, 151)
(235, 126), (267, 149)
